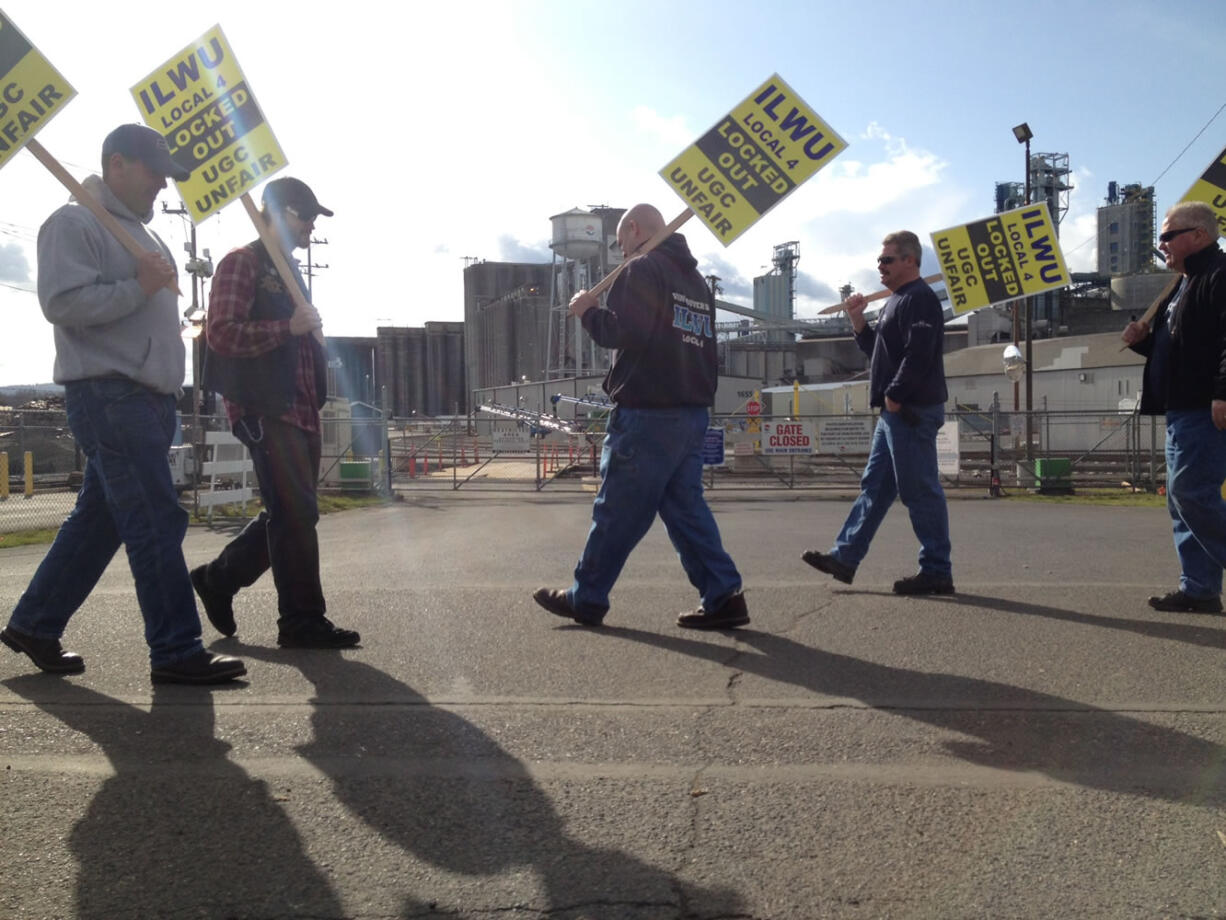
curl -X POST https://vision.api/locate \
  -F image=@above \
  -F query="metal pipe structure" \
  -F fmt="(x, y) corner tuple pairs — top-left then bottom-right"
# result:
(476, 403), (578, 435)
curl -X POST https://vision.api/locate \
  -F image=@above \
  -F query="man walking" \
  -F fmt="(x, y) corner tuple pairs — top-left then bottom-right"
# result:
(1122, 201), (1226, 613)
(533, 204), (747, 629)
(802, 231), (954, 595)
(1, 125), (245, 684)
(192, 178), (360, 648)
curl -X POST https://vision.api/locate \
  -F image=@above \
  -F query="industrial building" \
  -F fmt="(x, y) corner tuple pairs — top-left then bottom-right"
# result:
(332, 155), (1181, 422)
(1098, 182), (1157, 276)
(326, 321), (465, 418)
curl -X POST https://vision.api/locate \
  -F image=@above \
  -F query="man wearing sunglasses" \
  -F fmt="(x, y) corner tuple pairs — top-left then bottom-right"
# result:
(192, 177), (360, 648)
(802, 231), (953, 595)
(1122, 201), (1226, 614)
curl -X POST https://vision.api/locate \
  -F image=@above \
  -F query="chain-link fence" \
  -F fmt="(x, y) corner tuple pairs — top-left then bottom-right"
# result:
(402, 405), (1166, 494)
(0, 405), (399, 535)
(0, 409), (81, 534)
(1, 403), (1168, 532)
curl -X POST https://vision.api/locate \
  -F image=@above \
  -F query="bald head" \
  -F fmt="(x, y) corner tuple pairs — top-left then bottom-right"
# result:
(616, 203), (665, 259)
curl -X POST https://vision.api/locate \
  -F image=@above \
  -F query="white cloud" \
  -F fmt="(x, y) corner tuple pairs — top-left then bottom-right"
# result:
(0, 289), (56, 385)
(630, 106), (694, 152)
(1058, 166), (1105, 274)
(0, 243), (33, 285)
(801, 125), (948, 218)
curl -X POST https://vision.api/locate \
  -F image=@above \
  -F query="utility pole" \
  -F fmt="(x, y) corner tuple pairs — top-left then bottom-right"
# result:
(305, 236), (329, 299)
(162, 202), (213, 509)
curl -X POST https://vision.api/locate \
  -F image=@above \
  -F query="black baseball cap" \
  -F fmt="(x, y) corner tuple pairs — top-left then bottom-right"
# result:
(101, 124), (190, 181)
(262, 177), (333, 219)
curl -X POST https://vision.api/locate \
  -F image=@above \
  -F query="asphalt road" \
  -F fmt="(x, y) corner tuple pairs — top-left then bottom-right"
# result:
(1, 493), (1223, 919)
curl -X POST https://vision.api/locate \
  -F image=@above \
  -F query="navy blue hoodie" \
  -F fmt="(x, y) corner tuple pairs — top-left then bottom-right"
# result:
(582, 233), (718, 408)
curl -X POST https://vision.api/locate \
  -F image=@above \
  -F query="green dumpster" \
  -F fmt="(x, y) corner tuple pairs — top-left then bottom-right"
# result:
(1034, 458), (1072, 493)
(338, 460), (372, 493)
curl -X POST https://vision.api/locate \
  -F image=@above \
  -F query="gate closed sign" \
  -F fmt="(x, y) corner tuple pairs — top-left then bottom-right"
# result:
(761, 421), (813, 455)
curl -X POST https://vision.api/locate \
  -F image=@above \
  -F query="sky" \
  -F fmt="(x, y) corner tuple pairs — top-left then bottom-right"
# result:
(2, 0), (1224, 385)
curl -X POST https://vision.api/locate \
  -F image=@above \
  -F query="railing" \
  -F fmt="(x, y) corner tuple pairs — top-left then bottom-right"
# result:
(0, 405), (1167, 533)
(390, 405), (1164, 494)
(0, 408), (401, 534)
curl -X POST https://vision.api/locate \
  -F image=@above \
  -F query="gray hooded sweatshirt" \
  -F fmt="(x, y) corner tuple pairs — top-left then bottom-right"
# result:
(37, 174), (185, 395)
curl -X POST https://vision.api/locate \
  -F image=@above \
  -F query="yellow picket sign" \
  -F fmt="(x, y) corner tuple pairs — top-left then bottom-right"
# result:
(930, 203), (1071, 315)
(130, 24), (287, 223)
(1179, 144), (1226, 240)
(0, 8), (76, 172)
(658, 73), (846, 246)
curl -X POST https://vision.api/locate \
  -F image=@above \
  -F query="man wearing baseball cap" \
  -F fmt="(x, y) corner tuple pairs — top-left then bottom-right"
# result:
(192, 177), (360, 649)
(1, 124), (247, 685)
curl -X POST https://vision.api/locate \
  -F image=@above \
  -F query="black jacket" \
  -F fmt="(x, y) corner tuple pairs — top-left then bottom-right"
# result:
(203, 241), (327, 418)
(1130, 243), (1226, 415)
(581, 233), (718, 408)
(854, 276), (948, 408)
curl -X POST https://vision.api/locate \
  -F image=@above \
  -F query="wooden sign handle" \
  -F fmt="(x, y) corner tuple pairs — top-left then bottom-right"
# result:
(240, 193), (326, 345)
(25, 139), (181, 296)
(1119, 274), (1181, 351)
(585, 209), (694, 300)
(1136, 275), (1181, 329)
(818, 273), (943, 315)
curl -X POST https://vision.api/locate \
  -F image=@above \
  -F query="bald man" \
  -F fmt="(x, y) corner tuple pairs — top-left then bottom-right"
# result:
(533, 204), (747, 630)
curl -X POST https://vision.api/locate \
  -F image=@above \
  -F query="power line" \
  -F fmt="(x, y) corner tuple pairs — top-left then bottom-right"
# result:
(1057, 102), (1226, 263)
(1150, 101), (1226, 187)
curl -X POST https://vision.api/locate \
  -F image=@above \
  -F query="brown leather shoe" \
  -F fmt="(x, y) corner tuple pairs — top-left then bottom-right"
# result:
(801, 550), (855, 584)
(677, 592), (750, 630)
(1147, 590), (1222, 614)
(532, 588), (605, 626)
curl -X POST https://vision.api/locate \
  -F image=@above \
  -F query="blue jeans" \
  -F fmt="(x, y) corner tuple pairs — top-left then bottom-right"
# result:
(1165, 408), (1226, 597)
(569, 406), (742, 619)
(830, 403), (952, 579)
(8, 379), (204, 667)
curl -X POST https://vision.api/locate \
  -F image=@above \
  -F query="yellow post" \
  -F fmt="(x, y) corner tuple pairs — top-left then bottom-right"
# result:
(0, 451), (8, 499)
(792, 379), (800, 417)
(24, 451), (34, 497)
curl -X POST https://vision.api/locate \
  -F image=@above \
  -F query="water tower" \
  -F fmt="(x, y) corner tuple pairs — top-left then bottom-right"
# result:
(545, 206), (624, 380)
(549, 208), (603, 261)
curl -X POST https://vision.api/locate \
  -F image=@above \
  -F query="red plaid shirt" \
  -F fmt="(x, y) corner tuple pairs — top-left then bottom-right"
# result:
(207, 246), (320, 433)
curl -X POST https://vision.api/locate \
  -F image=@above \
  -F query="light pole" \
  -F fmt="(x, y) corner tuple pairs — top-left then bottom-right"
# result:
(1012, 122), (1034, 462)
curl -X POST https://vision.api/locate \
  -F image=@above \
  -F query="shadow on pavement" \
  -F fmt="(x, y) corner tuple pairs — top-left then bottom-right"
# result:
(232, 645), (746, 918)
(948, 591), (1226, 650)
(594, 625), (1226, 806)
(2, 675), (344, 919)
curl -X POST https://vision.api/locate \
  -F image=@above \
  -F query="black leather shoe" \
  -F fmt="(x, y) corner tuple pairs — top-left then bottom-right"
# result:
(1147, 590), (1222, 614)
(191, 566), (236, 637)
(1, 625), (85, 674)
(677, 592), (750, 630)
(801, 550), (855, 584)
(532, 588), (605, 626)
(151, 650), (246, 685)
(277, 618), (361, 649)
(893, 572), (955, 595)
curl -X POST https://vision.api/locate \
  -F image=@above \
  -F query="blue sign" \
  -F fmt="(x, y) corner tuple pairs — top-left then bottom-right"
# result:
(702, 426), (725, 467)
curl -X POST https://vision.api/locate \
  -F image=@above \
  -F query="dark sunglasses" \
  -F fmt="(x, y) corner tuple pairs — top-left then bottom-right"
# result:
(877, 256), (898, 265)
(1158, 227), (1198, 244)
